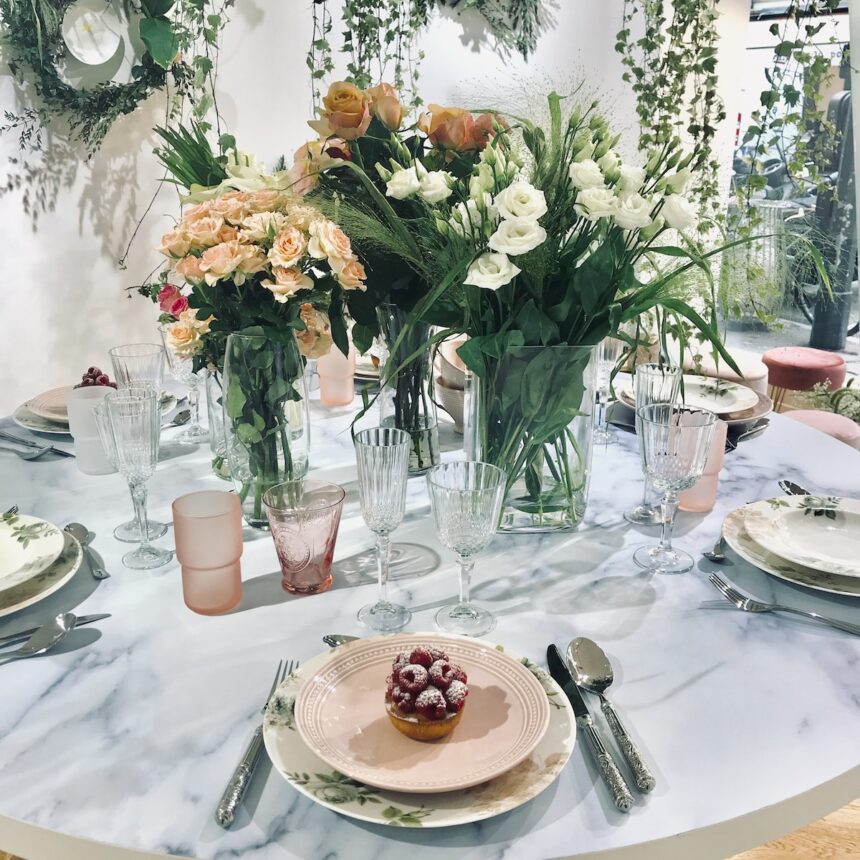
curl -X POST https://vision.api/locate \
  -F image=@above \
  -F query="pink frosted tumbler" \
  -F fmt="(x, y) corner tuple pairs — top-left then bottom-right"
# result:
(678, 419), (728, 513)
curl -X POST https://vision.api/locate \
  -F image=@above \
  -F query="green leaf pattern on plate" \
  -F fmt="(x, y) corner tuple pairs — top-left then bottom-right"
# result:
(0, 513), (55, 549)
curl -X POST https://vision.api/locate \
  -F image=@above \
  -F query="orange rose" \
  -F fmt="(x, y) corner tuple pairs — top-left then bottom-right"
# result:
(472, 113), (509, 149)
(418, 105), (478, 152)
(310, 81), (372, 141)
(295, 303), (334, 359)
(268, 227), (307, 268)
(332, 256), (367, 291)
(175, 254), (205, 283)
(261, 267), (314, 303)
(367, 82), (403, 131)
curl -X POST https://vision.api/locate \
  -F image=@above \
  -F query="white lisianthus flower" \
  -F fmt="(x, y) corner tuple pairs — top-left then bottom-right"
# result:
(469, 164), (495, 200)
(449, 193), (499, 237)
(569, 159), (605, 190)
(494, 181), (548, 221)
(666, 167), (693, 194)
(613, 192), (653, 230)
(386, 166), (421, 200)
(574, 187), (617, 221)
(488, 217), (547, 256)
(419, 170), (454, 204)
(598, 150), (620, 174)
(463, 252), (521, 290)
(661, 194), (697, 231)
(572, 134), (595, 162)
(618, 164), (646, 193)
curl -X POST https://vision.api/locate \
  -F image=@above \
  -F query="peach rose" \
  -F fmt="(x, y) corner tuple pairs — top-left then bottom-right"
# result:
(236, 244), (268, 275)
(199, 241), (246, 285)
(472, 113), (509, 149)
(288, 139), (351, 196)
(239, 211), (289, 243)
(310, 81), (371, 141)
(418, 105), (478, 152)
(332, 256), (367, 291)
(218, 224), (239, 244)
(185, 215), (227, 249)
(261, 266), (314, 303)
(166, 309), (212, 359)
(268, 227), (307, 268)
(246, 189), (283, 214)
(181, 202), (212, 225)
(308, 218), (352, 264)
(174, 255), (205, 284)
(295, 303), (334, 359)
(286, 204), (322, 232)
(159, 228), (192, 258)
(367, 82), (403, 131)
(209, 191), (251, 224)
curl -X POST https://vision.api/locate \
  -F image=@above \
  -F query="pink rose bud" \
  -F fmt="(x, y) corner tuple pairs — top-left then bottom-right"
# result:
(157, 283), (183, 313)
(167, 295), (190, 316)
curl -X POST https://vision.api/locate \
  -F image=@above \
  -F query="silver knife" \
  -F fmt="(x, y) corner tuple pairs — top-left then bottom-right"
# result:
(0, 613), (110, 648)
(547, 645), (634, 813)
(0, 430), (75, 458)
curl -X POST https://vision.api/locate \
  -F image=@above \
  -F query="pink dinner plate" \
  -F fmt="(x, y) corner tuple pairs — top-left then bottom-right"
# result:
(26, 386), (72, 423)
(294, 633), (551, 793)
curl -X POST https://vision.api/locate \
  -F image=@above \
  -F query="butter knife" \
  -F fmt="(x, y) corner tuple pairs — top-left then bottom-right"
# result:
(547, 644), (634, 813)
(0, 430), (75, 458)
(0, 613), (110, 648)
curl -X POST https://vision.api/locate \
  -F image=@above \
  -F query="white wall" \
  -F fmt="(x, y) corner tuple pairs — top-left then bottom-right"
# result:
(0, 0), (748, 414)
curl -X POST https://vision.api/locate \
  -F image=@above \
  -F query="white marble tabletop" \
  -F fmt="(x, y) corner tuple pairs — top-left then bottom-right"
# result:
(0, 399), (859, 860)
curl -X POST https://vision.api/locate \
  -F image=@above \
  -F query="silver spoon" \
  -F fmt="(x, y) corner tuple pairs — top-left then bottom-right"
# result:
(567, 638), (656, 793)
(64, 523), (110, 580)
(0, 612), (75, 666)
(323, 633), (359, 648)
(162, 409), (191, 430)
(703, 536), (728, 564)
(0, 442), (50, 460)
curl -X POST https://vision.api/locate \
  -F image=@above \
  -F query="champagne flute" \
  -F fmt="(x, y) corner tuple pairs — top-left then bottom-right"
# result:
(593, 336), (624, 444)
(426, 461), (505, 637)
(633, 403), (717, 574)
(355, 428), (412, 631)
(104, 387), (172, 570)
(159, 325), (207, 444)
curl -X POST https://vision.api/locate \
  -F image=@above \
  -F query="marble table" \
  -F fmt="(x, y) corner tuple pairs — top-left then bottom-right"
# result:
(0, 401), (859, 860)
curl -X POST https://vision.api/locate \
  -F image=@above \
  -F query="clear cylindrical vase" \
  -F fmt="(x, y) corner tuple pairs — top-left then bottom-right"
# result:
(377, 304), (440, 474)
(464, 344), (596, 532)
(223, 333), (310, 528)
(205, 368), (231, 481)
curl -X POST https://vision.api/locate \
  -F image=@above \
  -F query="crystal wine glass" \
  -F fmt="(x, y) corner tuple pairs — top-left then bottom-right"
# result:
(633, 403), (717, 574)
(355, 428), (412, 631)
(93, 400), (169, 543)
(426, 461), (506, 637)
(109, 343), (164, 390)
(624, 363), (682, 525)
(593, 336), (624, 444)
(159, 326), (207, 444)
(104, 387), (172, 570)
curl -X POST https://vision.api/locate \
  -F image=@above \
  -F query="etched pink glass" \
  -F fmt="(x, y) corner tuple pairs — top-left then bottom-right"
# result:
(173, 491), (243, 614)
(263, 480), (345, 595)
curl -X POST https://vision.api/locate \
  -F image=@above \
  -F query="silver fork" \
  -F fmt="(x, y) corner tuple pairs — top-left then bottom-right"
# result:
(215, 658), (297, 828)
(708, 573), (860, 637)
(3, 505), (18, 516)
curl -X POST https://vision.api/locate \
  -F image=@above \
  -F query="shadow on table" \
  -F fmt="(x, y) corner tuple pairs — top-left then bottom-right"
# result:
(332, 543), (441, 588)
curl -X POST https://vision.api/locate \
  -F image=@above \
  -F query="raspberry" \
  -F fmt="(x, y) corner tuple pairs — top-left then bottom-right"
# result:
(415, 687), (447, 720)
(96, 375), (110, 386)
(428, 659), (455, 690)
(87, 366), (99, 376)
(450, 665), (467, 685)
(407, 647), (434, 668)
(398, 664), (429, 694)
(445, 680), (468, 713)
(429, 648), (449, 663)
(393, 686), (415, 713)
(386, 674), (397, 696)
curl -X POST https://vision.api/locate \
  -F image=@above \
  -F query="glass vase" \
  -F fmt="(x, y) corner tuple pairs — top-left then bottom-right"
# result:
(223, 333), (310, 528)
(464, 344), (596, 532)
(205, 368), (231, 481)
(377, 304), (440, 474)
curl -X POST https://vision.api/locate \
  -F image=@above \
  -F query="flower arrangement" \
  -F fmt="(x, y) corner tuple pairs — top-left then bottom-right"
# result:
(310, 89), (737, 529)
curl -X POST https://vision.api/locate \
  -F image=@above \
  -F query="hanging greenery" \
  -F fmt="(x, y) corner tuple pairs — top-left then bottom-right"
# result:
(307, 0), (542, 106)
(0, 0), (234, 157)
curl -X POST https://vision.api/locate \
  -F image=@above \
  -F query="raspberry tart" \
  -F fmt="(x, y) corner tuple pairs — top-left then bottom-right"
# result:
(385, 646), (469, 741)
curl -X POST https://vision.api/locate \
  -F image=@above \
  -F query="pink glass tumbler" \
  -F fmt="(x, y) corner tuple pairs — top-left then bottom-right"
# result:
(678, 419), (728, 513)
(172, 491), (243, 614)
(262, 480), (345, 595)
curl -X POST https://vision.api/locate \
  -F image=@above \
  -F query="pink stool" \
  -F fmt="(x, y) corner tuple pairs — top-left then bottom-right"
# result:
(784, 410), (860, 450)
(762, 347), (847, 412)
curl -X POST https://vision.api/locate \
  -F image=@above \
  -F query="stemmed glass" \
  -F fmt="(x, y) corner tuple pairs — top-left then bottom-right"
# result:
(159, 326), (208, 444)
(633, 403), (717, 574)
(426, 461), (506, 637)
(104, 387), (172, 570)
(593, 337), (624, 444)
(624, 363), (682, 525)
(355, 428), (412, 631)
(109, 344), (164, 390)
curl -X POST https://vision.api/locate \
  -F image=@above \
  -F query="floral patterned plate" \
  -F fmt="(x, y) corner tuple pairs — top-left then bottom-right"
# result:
(12, 404), (73, 436)
(263, 636), (575, 828)
(742, 496), (860, 579)
(0, 513), (65, 591)
(0, 529), (83, 618)
(722, 505), (860, 598)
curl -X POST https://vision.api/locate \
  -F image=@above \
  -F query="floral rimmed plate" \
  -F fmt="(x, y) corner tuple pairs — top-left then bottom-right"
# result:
(0, 513), (65, 591)
(742, 496), (860, 579)
(0, 530), (83, 619)
(263, 637), (575, 828)
(12, 404), (73, 436)
(722, 505), (860, 598)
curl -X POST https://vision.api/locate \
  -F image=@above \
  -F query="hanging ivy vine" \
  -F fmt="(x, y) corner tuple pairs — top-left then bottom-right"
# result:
(307, 0), (542, 106)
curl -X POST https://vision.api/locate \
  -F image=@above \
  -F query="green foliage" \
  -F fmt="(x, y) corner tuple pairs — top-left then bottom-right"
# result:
(153, 121), (229, 189)
(139, 16), (179, 70)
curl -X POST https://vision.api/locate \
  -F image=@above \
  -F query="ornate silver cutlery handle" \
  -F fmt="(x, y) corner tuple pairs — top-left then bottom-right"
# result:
(579, 718), (634, 812)
(215, 726), (264, 828)
(599, 697), (656, 792)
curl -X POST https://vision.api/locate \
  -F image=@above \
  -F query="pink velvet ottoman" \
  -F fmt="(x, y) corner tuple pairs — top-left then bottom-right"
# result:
(784, 409), (860, 450)
(762, 347), (847, 411)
